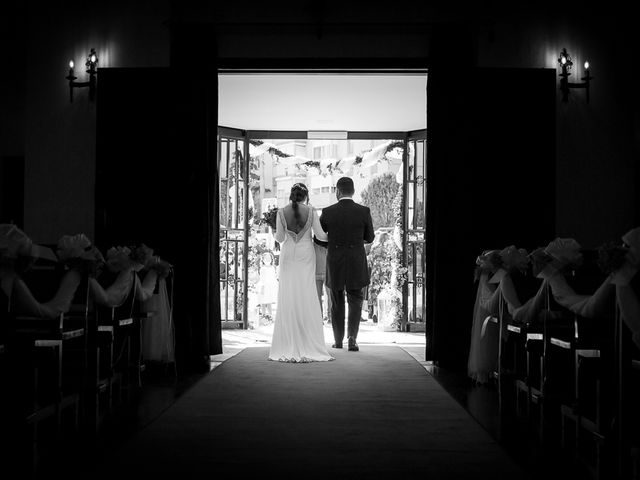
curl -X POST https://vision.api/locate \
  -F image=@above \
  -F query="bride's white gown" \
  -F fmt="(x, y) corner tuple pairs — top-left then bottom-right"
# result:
(269, 206), (334, 362)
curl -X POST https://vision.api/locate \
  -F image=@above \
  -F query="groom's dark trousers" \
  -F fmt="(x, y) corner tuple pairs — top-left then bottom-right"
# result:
(320, 198), (375, 345)
(328, 288), (365, 343)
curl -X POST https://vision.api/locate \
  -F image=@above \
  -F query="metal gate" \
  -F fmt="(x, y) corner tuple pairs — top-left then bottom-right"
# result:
(217, 129), (427, 333)
(218, 127), (249, 328)
(403, 130), (427, 331)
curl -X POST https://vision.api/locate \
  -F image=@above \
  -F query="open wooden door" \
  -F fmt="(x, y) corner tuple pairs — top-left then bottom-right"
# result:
(96, 66), (221, 372)
(426, 67), (556, 369)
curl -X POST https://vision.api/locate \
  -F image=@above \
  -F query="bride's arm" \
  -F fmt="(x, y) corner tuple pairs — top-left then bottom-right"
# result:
(274, 209), (286, 244)
(311, 207), (328, 242)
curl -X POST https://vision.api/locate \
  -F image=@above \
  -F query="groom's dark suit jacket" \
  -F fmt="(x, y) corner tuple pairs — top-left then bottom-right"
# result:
(320, 199), (375, 291)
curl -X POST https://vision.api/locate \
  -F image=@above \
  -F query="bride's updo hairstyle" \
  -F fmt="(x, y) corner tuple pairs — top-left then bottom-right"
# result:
(289, 182), (309, 224)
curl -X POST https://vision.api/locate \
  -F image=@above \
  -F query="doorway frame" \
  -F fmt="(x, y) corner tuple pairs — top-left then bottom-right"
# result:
(217, 127), (426, 331)
(216, 64), (430, 346)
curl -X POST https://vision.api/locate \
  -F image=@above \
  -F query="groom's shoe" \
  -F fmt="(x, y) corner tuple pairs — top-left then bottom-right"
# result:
(348, 337), (359, 352)
(332, 342), (343, 349)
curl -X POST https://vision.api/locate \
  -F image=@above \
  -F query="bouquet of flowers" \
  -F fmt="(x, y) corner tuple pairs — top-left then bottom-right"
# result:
(260, 206), (278, 230)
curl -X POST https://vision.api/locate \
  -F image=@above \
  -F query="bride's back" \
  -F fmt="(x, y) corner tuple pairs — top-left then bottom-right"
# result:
(282, 203), (310, 233)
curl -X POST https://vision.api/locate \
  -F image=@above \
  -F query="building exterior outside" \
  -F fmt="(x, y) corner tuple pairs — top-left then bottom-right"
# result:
(254, 139), (402, 215)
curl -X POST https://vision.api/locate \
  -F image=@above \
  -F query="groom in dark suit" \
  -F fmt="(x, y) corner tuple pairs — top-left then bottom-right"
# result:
(320, 177), (375, 351)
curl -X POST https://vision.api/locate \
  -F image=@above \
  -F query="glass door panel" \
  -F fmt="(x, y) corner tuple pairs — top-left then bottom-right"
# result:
(218, 128), (249, 328)
(404, 130), (427, 332)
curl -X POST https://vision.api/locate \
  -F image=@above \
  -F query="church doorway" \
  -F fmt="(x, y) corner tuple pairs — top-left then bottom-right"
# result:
(217, 72), (427, 350)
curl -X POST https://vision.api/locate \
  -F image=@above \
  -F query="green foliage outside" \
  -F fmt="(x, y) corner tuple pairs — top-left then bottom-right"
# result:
(360, 172), (400, 229)
(367, 230), (395, 306)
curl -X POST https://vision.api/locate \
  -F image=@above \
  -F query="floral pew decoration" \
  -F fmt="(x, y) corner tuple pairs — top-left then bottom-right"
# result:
(495, 247), (548, 325)
(130, 244), (157, 303)
(473, 250), (504, 315)
(1, 224), (38, 291)
(56, 233), (105, 276)
(0, 229), (102, 319)
(89, 245), (138, 308)
(129, 243), (173, 303)
(490, 245), (530, 315)
(1, 224), (33, 300)
(468, 245), (550, 383)
(611, 227), (640, 348)
(538, 237), (615, 319)
(89, 242), (173, 307)
(475, 246), (532, 331)
(128, 243), (175, 365)
(0, 224), (34, 266)
(468, 249), (504, 384)
(481, 244), (551, 327)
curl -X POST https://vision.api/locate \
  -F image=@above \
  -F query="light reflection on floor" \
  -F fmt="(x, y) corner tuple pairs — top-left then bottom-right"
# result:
(212, 321), (428, 370)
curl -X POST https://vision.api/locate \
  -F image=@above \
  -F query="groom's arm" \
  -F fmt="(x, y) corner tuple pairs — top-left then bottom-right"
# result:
(319, 209), (328, 234)
(363, 207), (375, 244)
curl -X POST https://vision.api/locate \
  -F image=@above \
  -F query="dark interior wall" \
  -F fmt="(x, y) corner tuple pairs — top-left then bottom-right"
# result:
(0, 4), (26, 158)
(0, 4), (27, 227)
(18, 0), (170, 244)
(474, 8), (638, 248)
(0, 157), (25, 227)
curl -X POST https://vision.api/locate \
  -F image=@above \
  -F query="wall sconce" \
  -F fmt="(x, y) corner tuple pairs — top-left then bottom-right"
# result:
(65, 48), (98, 102)
(557, 48), (593, 103)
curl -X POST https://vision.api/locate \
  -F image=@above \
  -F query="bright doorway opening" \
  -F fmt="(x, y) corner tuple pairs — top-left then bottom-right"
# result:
(217, 72), (427, 355)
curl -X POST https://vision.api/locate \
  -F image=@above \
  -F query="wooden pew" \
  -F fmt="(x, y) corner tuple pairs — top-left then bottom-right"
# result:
(500, 272), (546, 415)
(509, 321), (543, 418)
(94, 269), (143, 405)
(614, 275), (640, 480)
(513, 281), (575, 442)
(4, 260), (88, 475)
(68, 274), (118, 436)
(630, 358), (640, 480)
(547, 255), (615, 479)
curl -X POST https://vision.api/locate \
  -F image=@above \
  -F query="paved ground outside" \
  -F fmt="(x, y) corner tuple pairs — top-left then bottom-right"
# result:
(214, 321), (428, 368)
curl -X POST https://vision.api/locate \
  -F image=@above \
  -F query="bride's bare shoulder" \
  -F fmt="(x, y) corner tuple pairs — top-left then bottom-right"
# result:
(282, 204), (298, 215)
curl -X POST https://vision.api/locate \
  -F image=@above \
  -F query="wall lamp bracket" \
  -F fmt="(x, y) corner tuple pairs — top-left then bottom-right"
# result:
(558, 48), (593, 103)
(66, 48), (98, 102)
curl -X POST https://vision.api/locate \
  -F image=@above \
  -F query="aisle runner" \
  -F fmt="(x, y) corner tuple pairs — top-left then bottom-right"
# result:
(97, 346), (526, 479)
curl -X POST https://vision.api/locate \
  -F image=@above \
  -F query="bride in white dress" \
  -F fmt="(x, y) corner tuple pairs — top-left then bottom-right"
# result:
(269, 183), (334, 363)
